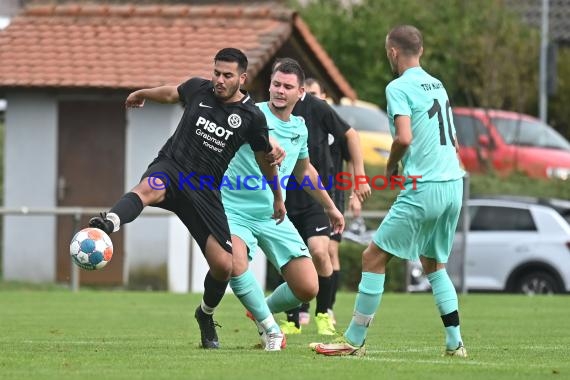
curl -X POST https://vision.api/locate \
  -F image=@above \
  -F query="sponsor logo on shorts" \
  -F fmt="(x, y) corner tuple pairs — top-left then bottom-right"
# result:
(315, 226), (328, 232)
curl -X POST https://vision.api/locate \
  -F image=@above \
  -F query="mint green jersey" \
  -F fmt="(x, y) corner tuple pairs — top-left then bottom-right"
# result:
(222, 102), (309, 219)
(386, 67), (464, 182)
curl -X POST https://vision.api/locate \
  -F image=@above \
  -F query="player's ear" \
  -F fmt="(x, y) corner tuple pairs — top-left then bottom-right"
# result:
(298, 85), (305, 100)
(239, 72), (247, 85)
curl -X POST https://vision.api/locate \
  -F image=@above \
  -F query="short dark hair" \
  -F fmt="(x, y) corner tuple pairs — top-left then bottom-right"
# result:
(271, 57), (300, 73)
(271, 58), (305, 86)
(387, 25), (423, 56)
(304, 77), (321, 88)
(214, 48), (248, 73)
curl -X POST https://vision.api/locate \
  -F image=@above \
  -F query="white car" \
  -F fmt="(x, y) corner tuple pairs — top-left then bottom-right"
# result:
(408, 197), (570, 294)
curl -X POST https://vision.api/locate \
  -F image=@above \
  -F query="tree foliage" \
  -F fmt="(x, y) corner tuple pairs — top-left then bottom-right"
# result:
(548, 48), (570, 138)
(292, 0), (541, 116)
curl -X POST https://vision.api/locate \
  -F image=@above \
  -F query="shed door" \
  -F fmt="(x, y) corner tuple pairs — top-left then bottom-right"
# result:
(56, 100), (125, 285)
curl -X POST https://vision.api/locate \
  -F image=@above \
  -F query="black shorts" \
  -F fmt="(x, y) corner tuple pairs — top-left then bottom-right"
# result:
(288, 203), (330, 243)
(141, 157), (232, 254)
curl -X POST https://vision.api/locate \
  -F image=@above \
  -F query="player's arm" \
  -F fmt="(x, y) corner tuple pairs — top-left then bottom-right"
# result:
(346, 161), (363, 217)
(125, 86), (180, 108)
(254, 151), (286, 224)
(322, 103), (370, 202)
(343, 127), (371, 202)
(386, 115), (412, 177)
(265, 136), (286, 167)
(292, 158), (345, 234)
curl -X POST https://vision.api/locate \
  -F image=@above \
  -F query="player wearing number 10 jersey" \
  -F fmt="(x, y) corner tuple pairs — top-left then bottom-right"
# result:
(312, 25), (467, 358)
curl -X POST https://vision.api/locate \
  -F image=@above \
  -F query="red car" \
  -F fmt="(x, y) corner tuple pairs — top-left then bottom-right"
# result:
(453, 107), (570, 180)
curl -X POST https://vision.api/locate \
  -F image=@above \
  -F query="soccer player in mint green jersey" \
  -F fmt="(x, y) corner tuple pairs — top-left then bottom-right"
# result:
(314, 25), (467, 358)
(223, 59), (345, 351)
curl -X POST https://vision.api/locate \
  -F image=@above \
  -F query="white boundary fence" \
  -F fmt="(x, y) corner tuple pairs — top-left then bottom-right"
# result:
(0, 207), (171, 292)
(0, 175), (469, 294)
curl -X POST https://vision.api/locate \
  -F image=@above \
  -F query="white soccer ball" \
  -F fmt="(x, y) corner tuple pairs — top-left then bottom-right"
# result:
(69, 227), (113, 270)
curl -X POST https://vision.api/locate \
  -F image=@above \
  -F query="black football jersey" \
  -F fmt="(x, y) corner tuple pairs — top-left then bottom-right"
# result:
(286, 93), (351, 213)
(158, 78), (270, 187)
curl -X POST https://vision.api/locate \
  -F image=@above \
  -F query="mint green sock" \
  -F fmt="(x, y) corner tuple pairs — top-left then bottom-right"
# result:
(230, 270), (278, 332)
(427, 269), (463, 349)
(266, 282), (302, 314)
(345, 272), (385, 347)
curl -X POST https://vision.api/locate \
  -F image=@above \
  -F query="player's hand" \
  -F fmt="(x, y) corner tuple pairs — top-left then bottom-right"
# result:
(125, 91), (145, 108)
(272, 199), (286, 225)
(326, 207), (345, 235)
(353, 182), (371, 203)
(349, 194), (362, 217)
(266, 138), (286, 167)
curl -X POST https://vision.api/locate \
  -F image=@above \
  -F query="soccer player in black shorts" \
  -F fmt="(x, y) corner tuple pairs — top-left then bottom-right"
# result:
(271, 62), (371, 335)
(88, 48), (285, 349)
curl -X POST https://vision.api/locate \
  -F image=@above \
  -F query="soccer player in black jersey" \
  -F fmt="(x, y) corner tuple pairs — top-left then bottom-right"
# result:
(272, 59), (371, 335)
(305, 78), (363, 327)
(88, 48), (285, 349)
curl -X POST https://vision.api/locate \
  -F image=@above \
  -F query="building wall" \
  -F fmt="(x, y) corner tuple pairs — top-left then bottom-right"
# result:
(2, 93), (58, 282)
(2, 94), (267, 291)
(123, 102), (178, 277)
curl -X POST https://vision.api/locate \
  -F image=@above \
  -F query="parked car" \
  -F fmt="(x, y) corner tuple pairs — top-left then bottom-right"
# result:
(408, 196), (570, 294)
(453, 107), (570, 180)
(331, 99), (392, 167)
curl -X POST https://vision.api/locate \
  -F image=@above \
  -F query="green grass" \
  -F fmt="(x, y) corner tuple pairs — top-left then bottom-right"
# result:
(1, 289), (569, 380)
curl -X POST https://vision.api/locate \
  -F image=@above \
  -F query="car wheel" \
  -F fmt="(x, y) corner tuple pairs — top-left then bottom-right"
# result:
(516, 272), (561, 295)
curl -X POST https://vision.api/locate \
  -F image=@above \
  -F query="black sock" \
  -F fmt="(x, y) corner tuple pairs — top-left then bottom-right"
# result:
(316, 275), (333, 315)
(299, 302), (310, 313)
(203, 271), (229, 309)
(441, 310), (460, 327)
(109, 192), (144, 225)
(331, 270), (341, 308)
(286, 307), (300, 328)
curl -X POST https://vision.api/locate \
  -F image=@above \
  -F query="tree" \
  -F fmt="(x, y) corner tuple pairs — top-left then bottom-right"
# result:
(293, 0), (540, 116)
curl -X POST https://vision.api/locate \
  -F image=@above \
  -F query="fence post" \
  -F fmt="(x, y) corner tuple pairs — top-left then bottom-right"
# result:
(459, 174), (470, 294)
(70, 211), (82, 293)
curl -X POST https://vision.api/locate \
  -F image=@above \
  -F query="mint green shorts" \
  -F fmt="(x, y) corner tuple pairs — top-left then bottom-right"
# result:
(227, 213), (310, 273)
(373, 179), (463, 263)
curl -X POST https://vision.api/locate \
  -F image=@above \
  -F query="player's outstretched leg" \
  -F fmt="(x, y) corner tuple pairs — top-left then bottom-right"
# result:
(313, 272), (384, 356)
(427, 269), (467, 357)
(231, 269), (285, 351)
(89, 192), (145, 234)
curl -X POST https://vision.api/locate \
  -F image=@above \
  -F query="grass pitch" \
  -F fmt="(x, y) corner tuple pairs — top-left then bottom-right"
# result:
(0, 288), (568, 380)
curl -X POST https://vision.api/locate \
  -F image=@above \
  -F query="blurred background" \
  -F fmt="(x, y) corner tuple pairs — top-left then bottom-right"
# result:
(0, 0), (568, 294)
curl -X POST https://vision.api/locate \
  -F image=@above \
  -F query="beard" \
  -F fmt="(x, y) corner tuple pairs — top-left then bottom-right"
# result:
(214, 82), (239, 101)
(270, 100), (287, 111)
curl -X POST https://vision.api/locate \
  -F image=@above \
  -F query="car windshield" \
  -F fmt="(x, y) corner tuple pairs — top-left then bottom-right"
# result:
(332, 104), (390, 133)
(492, 117), (570, 151)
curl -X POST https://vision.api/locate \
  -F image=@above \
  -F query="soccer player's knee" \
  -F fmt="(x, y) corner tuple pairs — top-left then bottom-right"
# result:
(297, 284), (318, 303)
(135, 181), (165, 204)
(362, 247), (387, 272)
(311, 249), (329, 266)
(231, 258), (248, 277)
(212, 259), (232, 281)
(288, 276), (318, 302)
